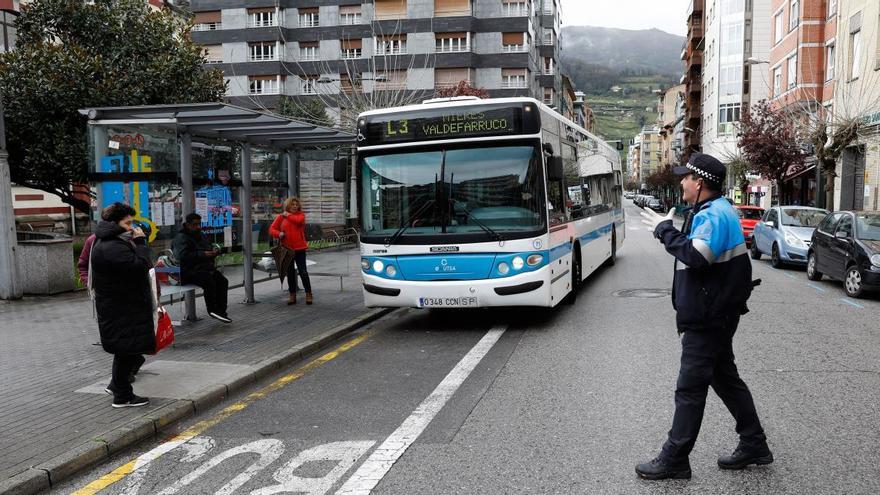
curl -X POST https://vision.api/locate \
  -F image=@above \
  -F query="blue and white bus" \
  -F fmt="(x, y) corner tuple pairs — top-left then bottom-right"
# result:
(347, 97), (624, 308)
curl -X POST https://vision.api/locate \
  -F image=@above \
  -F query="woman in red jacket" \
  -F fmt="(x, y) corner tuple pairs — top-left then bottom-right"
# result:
(269, 197), (312, 305)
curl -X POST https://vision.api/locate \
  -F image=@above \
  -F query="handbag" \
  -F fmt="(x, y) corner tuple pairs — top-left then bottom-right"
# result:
(153, 306), (174, 354)
(148, 268), (175, 354)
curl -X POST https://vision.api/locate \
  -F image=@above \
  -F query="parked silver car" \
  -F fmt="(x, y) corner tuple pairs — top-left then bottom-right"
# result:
(750, 206), (829, 268)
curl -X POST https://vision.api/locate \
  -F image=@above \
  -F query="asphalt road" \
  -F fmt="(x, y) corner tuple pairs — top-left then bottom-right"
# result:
(59, 200), (880, 494)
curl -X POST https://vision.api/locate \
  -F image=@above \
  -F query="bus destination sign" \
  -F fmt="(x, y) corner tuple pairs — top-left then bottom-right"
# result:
(361, 105), (529, 146)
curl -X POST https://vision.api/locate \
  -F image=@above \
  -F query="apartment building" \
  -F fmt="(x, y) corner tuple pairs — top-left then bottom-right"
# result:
(832, 0), (880, 211)
(658, 84), (686, 168)
(628, 134), (642, 185)
(190, 0), (565, 118)
(1, 0), (18, 53)
(701, 0), (771, 162)
(682, 0), (705, 159)
(767, 0), (837, 206)
(639, 125), (663, 179)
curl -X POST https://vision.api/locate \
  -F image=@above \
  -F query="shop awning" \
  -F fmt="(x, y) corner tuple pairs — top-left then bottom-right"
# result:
(79, 102), (354, 148)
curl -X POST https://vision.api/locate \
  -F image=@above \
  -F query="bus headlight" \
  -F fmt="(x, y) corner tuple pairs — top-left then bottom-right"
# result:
(372, 260), (384, 272)
(361, 259), (370, 271)
(512, 257), (525, 270)
(527, 254), (544, 266)
(385, 265), (397, 277)
(498, 262), (510, 275)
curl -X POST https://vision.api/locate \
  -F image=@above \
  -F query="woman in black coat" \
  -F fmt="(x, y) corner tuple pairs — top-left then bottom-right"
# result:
(90, 203), (154, 408)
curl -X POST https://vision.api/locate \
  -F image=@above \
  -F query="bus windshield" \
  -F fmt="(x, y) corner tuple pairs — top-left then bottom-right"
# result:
(361, 145), (546, 239)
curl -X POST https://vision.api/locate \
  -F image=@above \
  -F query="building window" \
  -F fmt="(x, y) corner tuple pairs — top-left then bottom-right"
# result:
(773, 67), (782, 95)
(502, 0), (529, 17)
(826, 44), (835, 81)
(376, 70), (407, 90)
(774, 13), (783, 44)
(203, 45), (223, 64)
(376, 35), (406, 55)
(434, 0), (471, 17)
(719, 64), (742, 95)
(194, 11), (221, 31)
(340, 5), (362, 25)
(721, 22), (744, 56)
(301, 76), (318, 95)
(543, 87), (555, 105)
(249, 76), (281, 95)
(341, 39), (362, 59)
(248, 9), (277, 28)
(249, 42), (277, 62)
(789, 0), (799, 31)
(849, 14), (862, 80)
(434, 68), (474, 90)
(501, 32), (529, 52)
(543, 57), (555, 75)
(542, 28), (555, 45)
(828, 0), (837, 18)
(436, 32), (470, 53)
(299, 42), (319, 61)
(299, 8), (319, 28)
(340, 73), (356, 93)
(374, 0), (407, 20)
(501, 68), (528, 89)
(787, 54), (797, 88)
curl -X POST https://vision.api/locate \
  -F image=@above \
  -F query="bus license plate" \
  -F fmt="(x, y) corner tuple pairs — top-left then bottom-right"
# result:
(418, 296), (478, 308)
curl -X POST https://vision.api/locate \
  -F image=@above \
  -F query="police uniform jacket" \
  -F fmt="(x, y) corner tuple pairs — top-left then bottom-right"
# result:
(654, 196), (754, 332)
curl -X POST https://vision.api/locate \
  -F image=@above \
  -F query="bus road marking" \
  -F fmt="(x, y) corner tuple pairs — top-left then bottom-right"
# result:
(336, 325), (508, 494)
(72, 330), (375, 495)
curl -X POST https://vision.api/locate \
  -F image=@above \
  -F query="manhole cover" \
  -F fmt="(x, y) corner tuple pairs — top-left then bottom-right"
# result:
(613, 288), (672, 298)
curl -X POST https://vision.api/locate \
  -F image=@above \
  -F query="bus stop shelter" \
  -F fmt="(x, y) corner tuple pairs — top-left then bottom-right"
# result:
(80, 103), (355, 318)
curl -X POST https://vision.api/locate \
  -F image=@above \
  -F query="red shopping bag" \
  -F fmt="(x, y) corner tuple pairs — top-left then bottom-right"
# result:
(153, 306), (175, 354)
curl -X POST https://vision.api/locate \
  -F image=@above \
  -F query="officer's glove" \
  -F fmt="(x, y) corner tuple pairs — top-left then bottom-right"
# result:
(640, 209), (675, 231)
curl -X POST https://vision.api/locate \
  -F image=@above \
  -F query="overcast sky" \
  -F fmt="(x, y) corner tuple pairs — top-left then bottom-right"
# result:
(559, 0), (691, 36)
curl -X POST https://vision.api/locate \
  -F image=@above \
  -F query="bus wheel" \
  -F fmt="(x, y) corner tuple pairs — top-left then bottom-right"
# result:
(604, 228), (617, 267)
(564, 249), (581, 305)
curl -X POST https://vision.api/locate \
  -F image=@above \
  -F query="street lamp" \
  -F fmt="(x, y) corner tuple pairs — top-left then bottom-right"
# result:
(746, 57), (770, 65)
(316, 74), (388, 84)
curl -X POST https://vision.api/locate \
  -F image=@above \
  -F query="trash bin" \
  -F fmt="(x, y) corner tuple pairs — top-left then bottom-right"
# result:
(16, 231), (76, 294)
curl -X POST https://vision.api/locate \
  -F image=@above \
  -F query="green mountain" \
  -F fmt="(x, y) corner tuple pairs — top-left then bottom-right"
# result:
(560, 26), (684, 148)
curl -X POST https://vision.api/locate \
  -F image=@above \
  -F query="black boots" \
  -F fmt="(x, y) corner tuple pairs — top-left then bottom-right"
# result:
(635, 456), (692, 480)
(717, 445), (774, 470)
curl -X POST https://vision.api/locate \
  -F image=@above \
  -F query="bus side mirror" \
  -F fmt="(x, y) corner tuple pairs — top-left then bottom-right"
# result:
(547, 156), (564, 181)
(616, 142), (624, 151)
(333, 158), (348, 183)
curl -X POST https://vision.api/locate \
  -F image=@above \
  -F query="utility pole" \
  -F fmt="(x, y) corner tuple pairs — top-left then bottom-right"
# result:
(0, 102), (23, 299)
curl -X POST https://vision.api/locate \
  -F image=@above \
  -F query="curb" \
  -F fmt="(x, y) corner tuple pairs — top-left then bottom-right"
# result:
(0, 307), (396, 495)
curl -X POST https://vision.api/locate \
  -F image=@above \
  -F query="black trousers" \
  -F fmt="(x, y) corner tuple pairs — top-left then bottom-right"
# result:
(286, 250), (312, 294)
(661, 315), (767, 461)
(110, 354), (145, 400)
(183, 270), (229, 316)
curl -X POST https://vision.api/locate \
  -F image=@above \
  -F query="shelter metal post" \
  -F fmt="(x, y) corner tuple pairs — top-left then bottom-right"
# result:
(286, 148), (297, 198)
(179, 132), (197, 320)
(0, 103), (22, 299)
(241, 142), (256, 304)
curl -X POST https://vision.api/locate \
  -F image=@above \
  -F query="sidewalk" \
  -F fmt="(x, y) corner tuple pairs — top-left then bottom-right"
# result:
(0, 248), (387, 494)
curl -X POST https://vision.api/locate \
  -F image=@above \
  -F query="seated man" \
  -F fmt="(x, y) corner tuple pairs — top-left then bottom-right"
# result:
(172, 213), (231, 323)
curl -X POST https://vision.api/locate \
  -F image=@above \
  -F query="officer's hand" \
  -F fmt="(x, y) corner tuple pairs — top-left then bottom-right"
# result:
(640, 209), (675, 231)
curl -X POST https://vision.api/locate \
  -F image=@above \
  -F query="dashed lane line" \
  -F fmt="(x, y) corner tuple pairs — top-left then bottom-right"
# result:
(807, 283), (827, 293)
(336, 325), (508, 495)
(839, 298), (865, 309)
(72, 330), (375, 495)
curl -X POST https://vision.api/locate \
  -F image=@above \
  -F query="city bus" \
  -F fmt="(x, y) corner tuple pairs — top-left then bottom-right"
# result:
(341, 97), (624, 308)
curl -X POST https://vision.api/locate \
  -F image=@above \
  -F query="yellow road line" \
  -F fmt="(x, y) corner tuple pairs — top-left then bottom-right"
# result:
(73, 331), (374, 495)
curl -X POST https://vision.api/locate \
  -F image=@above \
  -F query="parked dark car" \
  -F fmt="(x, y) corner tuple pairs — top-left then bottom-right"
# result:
(735, 205), (765, 247)
(646, 198), (664, 212)
(807, 211), (880, 298)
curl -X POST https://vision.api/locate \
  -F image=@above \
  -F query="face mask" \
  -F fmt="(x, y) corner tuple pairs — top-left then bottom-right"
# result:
(119, 230), (134, 242)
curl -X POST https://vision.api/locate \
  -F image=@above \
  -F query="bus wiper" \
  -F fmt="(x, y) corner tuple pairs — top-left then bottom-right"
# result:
(385, 199), (435, 246)
(449, 197), (504, 243)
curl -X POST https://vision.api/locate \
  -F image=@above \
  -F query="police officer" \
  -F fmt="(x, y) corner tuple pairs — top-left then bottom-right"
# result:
(635, 153), (772, 480)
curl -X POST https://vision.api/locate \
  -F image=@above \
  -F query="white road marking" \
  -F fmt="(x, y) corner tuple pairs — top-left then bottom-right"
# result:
(157, 439), (284, 495)
(336, 325), (508, 495)
(253, 441), (375, 495)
